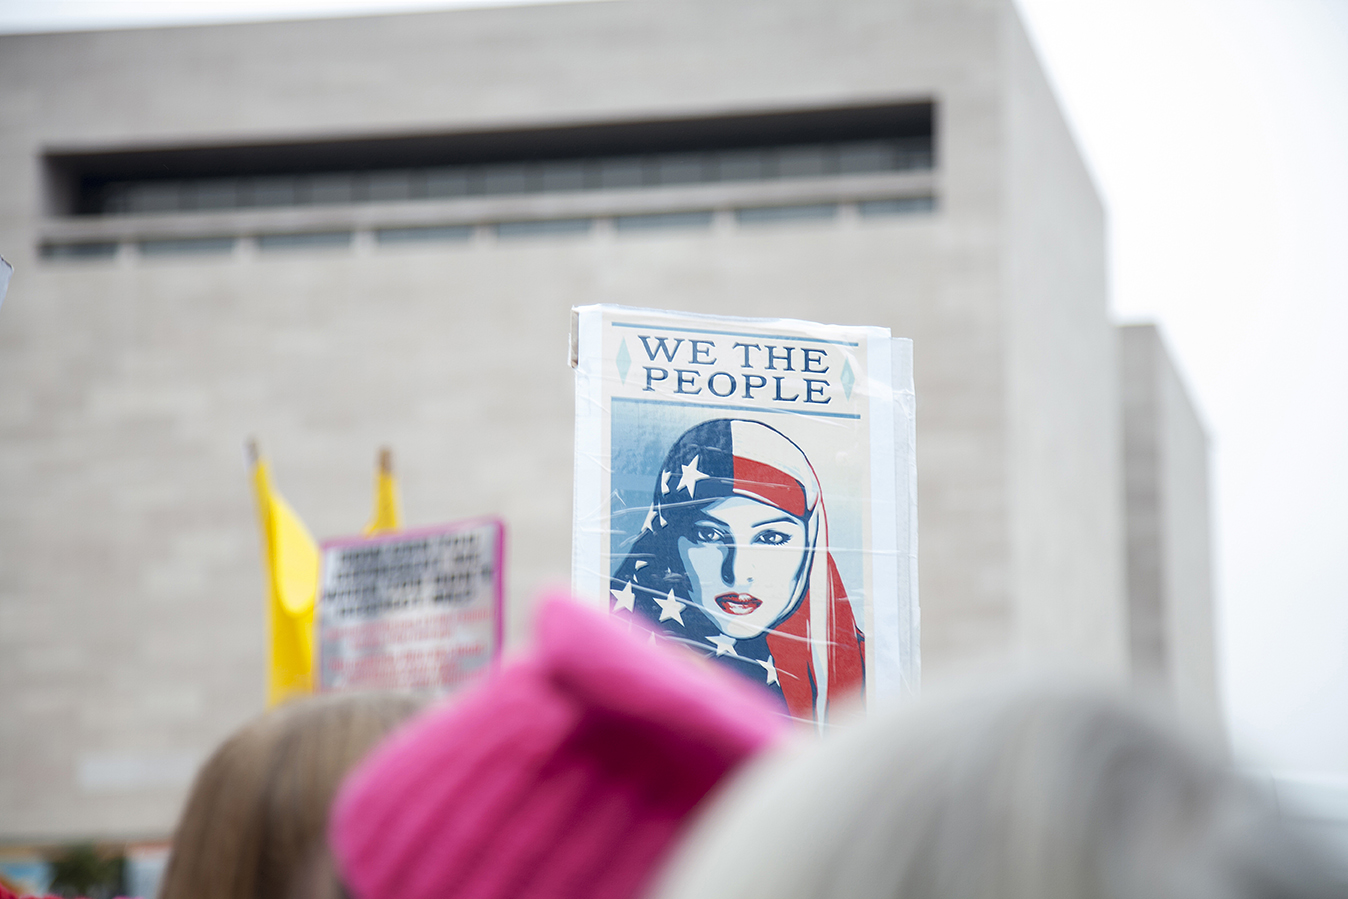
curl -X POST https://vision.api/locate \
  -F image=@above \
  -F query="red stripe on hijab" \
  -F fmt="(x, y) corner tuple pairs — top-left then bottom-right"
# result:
(731, 456), (806, 517)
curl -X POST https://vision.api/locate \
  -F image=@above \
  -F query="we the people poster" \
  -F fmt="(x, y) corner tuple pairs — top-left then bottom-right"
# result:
(572, 305), (917, 723)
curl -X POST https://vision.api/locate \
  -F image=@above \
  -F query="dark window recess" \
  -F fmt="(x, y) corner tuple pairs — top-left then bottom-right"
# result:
(41, 241), (118, 259)
(735, 203), (838, 225)
(139, 236), (235, 255)
(494, 218), (592, 239)
(859, 196), (936, 216)
(47, 102), (935, 217)
(614, 210), (715, 232)
(375, 225), (474, 244)
(257, 231), (352, 251)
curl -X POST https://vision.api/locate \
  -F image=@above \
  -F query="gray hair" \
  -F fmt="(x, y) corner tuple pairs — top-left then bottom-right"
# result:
(652, 685), (1341, 899)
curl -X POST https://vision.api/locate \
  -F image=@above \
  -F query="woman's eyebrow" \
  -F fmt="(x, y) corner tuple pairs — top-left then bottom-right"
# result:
(752, 515), (799, 528)
(693, 515), (729, 528)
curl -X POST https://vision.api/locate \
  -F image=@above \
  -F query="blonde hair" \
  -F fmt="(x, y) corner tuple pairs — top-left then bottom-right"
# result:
(654, 685), (1342, 899)
(159, 692), (423, 899)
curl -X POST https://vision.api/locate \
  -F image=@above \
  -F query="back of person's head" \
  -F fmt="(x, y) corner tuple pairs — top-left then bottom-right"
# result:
(652, 684), (1343, 899)
(329, 595), (787, 899)
(159, 691), (423, 899)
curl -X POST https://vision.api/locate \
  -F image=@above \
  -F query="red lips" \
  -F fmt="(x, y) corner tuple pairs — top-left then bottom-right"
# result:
(715, 593), (763, 615)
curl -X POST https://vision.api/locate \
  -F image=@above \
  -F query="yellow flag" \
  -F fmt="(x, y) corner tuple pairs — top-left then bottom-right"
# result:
(364, 447), (402, 535)
(250, 444), (319, 706)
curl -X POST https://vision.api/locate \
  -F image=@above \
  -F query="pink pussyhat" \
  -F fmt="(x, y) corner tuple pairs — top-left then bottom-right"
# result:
(330, 593), (787, 899)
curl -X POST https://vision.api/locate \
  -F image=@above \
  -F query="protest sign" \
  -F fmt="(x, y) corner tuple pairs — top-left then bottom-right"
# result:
(318, 519), (504, 693)
(572, 305), (918, 724)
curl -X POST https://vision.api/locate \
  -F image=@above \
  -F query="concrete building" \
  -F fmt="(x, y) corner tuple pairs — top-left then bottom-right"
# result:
(1120, 323), (1222, 742)
(0, 0), (1211, 851)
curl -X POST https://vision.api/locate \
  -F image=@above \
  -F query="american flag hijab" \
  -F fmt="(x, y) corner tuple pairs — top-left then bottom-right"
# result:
(610, 418), (864, 724)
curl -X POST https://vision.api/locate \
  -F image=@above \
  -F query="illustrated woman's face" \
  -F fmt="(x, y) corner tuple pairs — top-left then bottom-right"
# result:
(676, 495), (809, 639)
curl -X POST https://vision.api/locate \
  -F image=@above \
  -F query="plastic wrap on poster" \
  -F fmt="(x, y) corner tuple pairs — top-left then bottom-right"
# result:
(571, 305), (918, 724)
(0, 255), (12, 309)
(317, 519), (505, 694)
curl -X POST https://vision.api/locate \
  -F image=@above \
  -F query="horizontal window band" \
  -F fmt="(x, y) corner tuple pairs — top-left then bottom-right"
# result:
(37, 193), (938, 261)
(139, 236), (236, 255)
(614, 210), (715, 232)
(40, 241), (118, 259)
(83, 143), (933, 217)
(39, 169), (935, 243)
(735, 203), (838, 225)
(494, 218), (592, 239)
(375, 225), (474, 243)
(48, 101), (935, 217)
(256, 231), (353, 250)
(81, 146), (938, 221)
(859, 196), (936, 216)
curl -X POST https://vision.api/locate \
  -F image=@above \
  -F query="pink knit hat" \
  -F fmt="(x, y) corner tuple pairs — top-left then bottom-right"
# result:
(329, 593), (787, 899)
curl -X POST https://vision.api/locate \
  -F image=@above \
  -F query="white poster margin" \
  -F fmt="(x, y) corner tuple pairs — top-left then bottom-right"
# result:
(570, 305), (606, 608)
(892, 337), (920, 694)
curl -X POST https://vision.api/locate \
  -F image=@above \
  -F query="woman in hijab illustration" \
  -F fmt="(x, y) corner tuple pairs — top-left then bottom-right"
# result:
(610, 418), (864, 723)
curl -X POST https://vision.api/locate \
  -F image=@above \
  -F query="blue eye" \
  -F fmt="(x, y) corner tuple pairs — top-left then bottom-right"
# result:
(753, 529), (791, 546)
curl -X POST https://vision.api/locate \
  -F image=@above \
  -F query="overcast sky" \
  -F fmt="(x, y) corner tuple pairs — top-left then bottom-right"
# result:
(1014, 0), (1348, 777)
(2, 0), (1345, 778)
